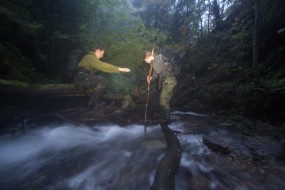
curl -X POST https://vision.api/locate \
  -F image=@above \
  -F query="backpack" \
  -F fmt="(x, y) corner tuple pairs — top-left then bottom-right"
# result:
(158, 47), (182, 77)
(66, 49), (85, 80)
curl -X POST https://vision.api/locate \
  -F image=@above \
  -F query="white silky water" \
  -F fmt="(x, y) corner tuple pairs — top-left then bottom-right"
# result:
(0, 112), (283, 190)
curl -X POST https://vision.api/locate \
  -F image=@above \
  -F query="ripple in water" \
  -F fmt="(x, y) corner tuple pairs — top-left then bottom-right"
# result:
(0, 120), (282, 190)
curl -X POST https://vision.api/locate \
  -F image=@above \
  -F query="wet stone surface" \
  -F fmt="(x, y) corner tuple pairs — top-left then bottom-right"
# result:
(0, 106), (284, 190)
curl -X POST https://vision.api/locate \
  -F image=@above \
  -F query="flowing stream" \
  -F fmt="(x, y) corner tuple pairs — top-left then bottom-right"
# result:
(0, 112), (284, 190)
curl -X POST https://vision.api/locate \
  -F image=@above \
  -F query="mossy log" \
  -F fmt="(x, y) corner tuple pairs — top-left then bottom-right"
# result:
(0, 79), (138, 110)
(0, 79), (89, 97)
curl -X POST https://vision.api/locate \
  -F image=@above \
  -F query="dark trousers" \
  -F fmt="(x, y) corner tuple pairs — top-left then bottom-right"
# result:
(160, 76), (177, 121)
(74, 72), (107, 105)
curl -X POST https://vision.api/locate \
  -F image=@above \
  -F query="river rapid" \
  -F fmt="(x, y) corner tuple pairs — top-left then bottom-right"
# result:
(0, 111), (284, 190)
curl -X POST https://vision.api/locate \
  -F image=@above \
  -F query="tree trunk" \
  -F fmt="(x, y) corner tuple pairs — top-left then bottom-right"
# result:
(253, 0), (260, 79)
(48, 0), (56, 73)
(213, 0), (222, 30)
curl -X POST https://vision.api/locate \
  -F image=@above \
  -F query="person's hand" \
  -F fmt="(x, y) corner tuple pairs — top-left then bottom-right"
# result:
(119, 68), (131, 72)
(147, 76), (152, 84)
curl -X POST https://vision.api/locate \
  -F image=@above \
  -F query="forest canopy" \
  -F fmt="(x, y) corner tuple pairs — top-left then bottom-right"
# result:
(1, 0), (284, 81)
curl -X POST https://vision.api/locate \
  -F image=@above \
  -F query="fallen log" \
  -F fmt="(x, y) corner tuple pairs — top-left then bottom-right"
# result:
(0, 79), (138, 102)
(0, 79), (89, 97)
(0, 79), (94, 110)
(151, 123), (182, 190)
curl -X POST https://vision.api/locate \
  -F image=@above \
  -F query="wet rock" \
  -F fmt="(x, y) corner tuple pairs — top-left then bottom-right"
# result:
(240, 119), (256, 130)
(142, 139), (167, 150)
(277, 143), (285, 162)
(203, 137), (232, 155)
(192, 175), (212, 190)
(151, 123), (182, 190)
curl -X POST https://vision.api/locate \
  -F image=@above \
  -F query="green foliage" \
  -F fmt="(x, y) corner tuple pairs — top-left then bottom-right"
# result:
(0, 42), (47, 83)
(105, 73), (136, 95)
(260, 0), (279, 25)
(72, 0), (169, 95)
(234, 79), (285, 117)
(0, 1), (43, 34)
(0, 0), (164, 83)
(101, 21), (167, 69)
(96, 19), (168, 95)
(265, 79), (285, 92)
(0, 0), (48, 82)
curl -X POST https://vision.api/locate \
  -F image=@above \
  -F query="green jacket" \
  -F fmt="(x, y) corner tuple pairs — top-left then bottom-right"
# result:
(78, 52), (120, 73)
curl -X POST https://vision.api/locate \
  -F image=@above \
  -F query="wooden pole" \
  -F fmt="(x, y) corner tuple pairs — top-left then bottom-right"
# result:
(144, 43), (155, 135)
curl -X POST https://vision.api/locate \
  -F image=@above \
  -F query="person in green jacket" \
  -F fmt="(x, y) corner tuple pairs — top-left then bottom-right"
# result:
(74, 46), (130, 107)
(143, 50), (177, 124)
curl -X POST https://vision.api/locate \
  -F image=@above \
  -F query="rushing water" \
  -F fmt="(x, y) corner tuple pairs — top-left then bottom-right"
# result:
(0, 112), (284, 190)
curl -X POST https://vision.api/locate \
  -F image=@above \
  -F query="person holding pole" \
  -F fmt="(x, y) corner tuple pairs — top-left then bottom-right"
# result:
(143, 50), (177, 124)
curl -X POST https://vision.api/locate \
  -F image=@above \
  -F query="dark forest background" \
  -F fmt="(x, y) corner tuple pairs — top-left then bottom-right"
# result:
(0, 0), (285, 122)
